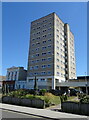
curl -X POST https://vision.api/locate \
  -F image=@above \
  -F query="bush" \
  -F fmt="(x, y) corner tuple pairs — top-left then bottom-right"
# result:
(39, 89), (47, 95)
(78, 93), (86, 99)
(60, 95), (68, 103)
(80, 95), (89, 104)
(7, 89), (29, 98)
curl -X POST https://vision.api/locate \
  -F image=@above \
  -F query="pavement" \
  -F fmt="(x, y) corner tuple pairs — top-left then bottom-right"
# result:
(46, 104), (61, 112)
(0, 103), (88, 120)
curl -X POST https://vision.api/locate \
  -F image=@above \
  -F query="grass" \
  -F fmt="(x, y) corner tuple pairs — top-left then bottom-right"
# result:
(67, 96), (79, 102)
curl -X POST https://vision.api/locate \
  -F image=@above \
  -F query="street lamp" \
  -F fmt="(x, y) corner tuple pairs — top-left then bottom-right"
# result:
(85, 72), (88, 95)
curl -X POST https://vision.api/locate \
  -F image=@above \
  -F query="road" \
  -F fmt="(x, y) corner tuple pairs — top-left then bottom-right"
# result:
(1, 109), (52, 120)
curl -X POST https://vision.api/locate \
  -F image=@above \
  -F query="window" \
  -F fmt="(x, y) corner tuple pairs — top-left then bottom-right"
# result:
(48, 27), (51, 30)
(8, 72), (10, 79)
(43, 29), (46, 32)
(43, 24), (46, 27)
(42, 46), (46, 50)
(34, 72), (38, 75)
(36, 54), (39, 56)
(36, 48), (39, 51)
(14, 72), (17, 80)
(43, 35), (46, 38)
(37, 26), (40, 29)
(57, 72), (60, 76)
(60, 32), (62, 36)
(43, 41), (46, 43)
(32, 49), (34, 52)
(19, 85), (20, 89)
(36, 59), (39, 63)
(57, 46), (59, 50)
(57, 65), (59, 69)
(57, 52), (59, 56)
(57, 35), (59, 38)
(41, 78), (45, 81)
(31, 60), (34, 64)
(48, 39), (51, 42)
(57, 59), (59, 62)
(60, 43), (62, 47)
(37, 37), (40, 40)
(42, 65), (46, 68)
(48, 57), (51, 61)
(32, 38), (35, 41)
(34, 66), (39, 69)
(30, 66), (34, 70)
(57, 29), (59, 32)
(57, 41), (59, 44)
(42, 58), (46, 61)
(31, 55), (34, 58)
(23, 85), (25, 89)
(48, 33), (51, 36)
(48, 65), (51, 68)
(48, 45), (51, 48)
(37, 32), (40, 34)
(29, 79), (33, 82)
(32, 44), (35, 46)
(48, 71), (51, 75)
(29, 73), (33, 76)
(48, 51), (51, 54)
(42, 52), (46, 55)
(43, 19), (47, 22)
(41, 72), (46, 75)
(60, 38), (62, 41)
(36, 42), (40, 45)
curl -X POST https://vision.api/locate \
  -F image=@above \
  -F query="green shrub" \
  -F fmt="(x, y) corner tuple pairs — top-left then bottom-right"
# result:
(40, 89), (47, 95)
(60, 95), (68, 103)
(80, 95), (89, 104)
(78, 93), (86, 99)
(25, 94), (34, 99)
(7, 89), (28, 98)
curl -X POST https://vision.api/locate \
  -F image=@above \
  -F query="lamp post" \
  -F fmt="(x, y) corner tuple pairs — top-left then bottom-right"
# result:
(85, 72), (88, 95)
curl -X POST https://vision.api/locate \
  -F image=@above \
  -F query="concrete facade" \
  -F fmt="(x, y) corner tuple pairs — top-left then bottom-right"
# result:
(0, 76), (6, 88)
(3, 66), (27, 91)
(6, 66), (27, 81)
(27, 12), (76, 90)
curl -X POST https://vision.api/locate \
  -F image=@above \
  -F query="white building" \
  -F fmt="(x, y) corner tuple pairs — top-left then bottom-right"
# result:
(5, 66), (27, 90)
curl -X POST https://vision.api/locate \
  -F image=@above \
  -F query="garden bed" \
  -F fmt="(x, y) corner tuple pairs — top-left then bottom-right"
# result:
(2, 89), (61, 108)
(2, 96), (45, 109)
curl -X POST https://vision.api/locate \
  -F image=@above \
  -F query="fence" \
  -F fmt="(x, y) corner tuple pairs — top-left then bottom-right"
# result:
(2, 96), (45, 109)
(61, 101), (89, 115)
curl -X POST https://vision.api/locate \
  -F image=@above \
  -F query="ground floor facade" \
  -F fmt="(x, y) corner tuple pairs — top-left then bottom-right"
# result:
(27, 76), (65, 90)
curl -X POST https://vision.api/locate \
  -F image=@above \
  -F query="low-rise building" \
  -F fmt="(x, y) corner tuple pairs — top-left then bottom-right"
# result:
(58, 76), (89, 94)
(0, 76), (6, 88)
(3, 67), (27, 93)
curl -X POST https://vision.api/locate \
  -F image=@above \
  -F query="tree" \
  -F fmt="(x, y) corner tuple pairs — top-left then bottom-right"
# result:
(34, 76), (38, 95)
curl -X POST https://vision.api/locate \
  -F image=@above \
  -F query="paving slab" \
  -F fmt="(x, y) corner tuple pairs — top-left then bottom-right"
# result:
(0, 103), (88, 120)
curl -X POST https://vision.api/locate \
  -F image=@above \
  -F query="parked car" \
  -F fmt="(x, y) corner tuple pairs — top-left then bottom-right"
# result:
(69, 88), (83, 96)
